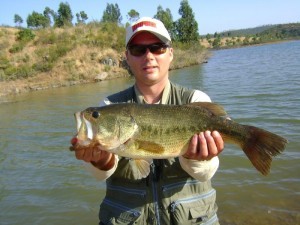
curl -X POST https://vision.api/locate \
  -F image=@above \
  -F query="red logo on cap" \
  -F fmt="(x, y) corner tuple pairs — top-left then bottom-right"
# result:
(132, 21), (157, 32)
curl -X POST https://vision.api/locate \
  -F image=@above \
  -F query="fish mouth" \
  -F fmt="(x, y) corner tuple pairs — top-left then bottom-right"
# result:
(69, 111), (93, 151)
(76, 112), (93, 140)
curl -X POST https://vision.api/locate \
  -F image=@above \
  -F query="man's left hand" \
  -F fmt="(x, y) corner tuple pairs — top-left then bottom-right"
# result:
(183, 131), (224, 160)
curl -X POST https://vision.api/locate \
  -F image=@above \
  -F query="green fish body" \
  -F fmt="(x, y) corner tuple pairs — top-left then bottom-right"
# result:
(70, 102), (287, 178)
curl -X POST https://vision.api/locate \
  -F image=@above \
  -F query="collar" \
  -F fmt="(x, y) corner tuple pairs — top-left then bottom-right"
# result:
(134, 81), (171, 104)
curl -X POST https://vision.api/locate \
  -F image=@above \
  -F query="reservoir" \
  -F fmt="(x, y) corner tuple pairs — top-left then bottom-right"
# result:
(1, 40), (299, 224)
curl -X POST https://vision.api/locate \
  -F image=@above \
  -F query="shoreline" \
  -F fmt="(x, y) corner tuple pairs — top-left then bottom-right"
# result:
(0, 50), (210, 99)
(1, 39), (297, 99)
(0, 69), (131, 98)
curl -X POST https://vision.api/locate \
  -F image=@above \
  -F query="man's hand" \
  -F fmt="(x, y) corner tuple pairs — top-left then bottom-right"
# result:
(183, 131), (224, 160)
(73, 145), (115, 171)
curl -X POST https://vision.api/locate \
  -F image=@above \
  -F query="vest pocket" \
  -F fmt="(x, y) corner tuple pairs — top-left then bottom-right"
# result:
(99, 198), (144, 225)
(169, 190), (218, 225)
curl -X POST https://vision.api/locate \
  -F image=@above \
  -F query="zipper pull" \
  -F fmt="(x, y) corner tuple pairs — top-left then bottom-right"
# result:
(151, 163), (157, 181)
(170, 202), (176, 213)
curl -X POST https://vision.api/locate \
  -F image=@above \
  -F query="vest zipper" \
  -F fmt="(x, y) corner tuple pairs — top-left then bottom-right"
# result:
(162, 179), (201, 192)
(170, 189), (216, 213)
(151, 162), (161, 225)
(103, 198), (141, 218)
(107, 184), (146, 198)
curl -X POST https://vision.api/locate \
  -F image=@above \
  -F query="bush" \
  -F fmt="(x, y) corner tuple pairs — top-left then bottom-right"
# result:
(4, 64), (35, 80)
(35, 29), (57, 45)
(0, 56), (10, 69)
(8, 29), (35, 53)
(0, 69), (5, 81)
(9, 42), (26, 53)
(33, 41), (73, 73)
(33, 61), (54, 72)
(81, 22), (125, 51)
(17, 28), (35, 41)
(0, 40), (9, 52)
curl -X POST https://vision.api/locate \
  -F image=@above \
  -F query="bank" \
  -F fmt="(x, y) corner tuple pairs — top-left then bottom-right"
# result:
(0, 47), (210, 97)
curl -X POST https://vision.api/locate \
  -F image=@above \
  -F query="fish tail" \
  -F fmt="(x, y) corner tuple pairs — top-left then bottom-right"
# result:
(237, 125), (288, 175)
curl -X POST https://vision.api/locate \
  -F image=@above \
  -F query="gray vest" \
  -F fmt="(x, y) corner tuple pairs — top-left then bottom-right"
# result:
(99, 82), (219, 225)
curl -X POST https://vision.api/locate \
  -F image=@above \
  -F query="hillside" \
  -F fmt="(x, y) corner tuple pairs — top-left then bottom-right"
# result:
(0, 23), (127, 96)
(1, 22), (299, 97)
(201, 23), (300, 48)
(218, 24), (277, 36)
(0, 23), (208, 97)
(259, 23), (300, 39)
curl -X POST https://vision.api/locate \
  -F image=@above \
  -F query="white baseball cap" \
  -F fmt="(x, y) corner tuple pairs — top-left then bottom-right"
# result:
(125, 17), (171, 46)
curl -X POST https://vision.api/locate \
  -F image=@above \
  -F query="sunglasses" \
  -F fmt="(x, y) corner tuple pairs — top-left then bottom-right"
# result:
(127, 43), (170, 57)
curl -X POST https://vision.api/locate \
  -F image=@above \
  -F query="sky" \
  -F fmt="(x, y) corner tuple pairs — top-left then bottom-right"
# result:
(1, 0), (299, 34)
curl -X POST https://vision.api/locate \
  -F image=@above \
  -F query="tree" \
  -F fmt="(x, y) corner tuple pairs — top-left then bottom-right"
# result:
(76, 11), (88, 25)
(127, 9), (139, 23)
(175, 0), (199, 43)
(101, 3), (122, 24)
(212, 37), (221, 48)
(44, 7), (56, 26)
(154, 6), (176, 40)
(14, 14), (23, 27)
(27, 11), (49, 28)
(55, 2), (73, 27)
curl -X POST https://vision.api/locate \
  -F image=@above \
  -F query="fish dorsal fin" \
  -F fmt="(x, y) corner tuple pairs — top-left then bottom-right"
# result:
(186, 102), (227, 116)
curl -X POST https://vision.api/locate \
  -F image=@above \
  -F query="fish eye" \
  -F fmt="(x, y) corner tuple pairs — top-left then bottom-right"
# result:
(92, 111), (100, 118)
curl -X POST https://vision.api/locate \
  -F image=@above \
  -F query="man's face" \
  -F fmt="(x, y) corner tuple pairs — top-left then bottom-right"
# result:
(126, 32), (173, 86)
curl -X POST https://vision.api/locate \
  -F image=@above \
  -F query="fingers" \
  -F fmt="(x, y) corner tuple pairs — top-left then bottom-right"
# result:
(211, 131), (224, 151)
(184, 131), (224, 160)
(203, 131), (219, 158)
(74, 147), (105, 163)
(188, 134), (198, 156)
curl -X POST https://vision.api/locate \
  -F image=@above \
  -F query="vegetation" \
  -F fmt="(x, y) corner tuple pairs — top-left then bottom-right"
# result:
(200, 23), (300, 49)
(55, 2), (73, 27)
(1, 1), (202, 82)
(1, 0), (299, 96)
(101, 3), (122, 24)
(127, 9), (140, 23)
(14, 14), (23, 27)
(76, 11), (88, 25)
(154, 6), (175, 40)
(175, 0), (199, 43)
(217, 25), (277, 37)
(27, 11), (50, 28)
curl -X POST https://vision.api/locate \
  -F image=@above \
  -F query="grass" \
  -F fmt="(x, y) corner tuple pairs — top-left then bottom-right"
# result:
(0, 24), (209, 96)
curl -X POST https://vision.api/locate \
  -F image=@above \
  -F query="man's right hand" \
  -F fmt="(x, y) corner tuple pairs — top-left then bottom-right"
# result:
(73, 145), (115, 171)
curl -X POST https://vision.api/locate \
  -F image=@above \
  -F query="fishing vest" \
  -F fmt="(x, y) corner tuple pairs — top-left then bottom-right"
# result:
(99, 82), (219, 225)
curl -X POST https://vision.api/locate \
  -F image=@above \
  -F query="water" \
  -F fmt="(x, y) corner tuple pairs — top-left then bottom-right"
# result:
(1, 41), (300, 224)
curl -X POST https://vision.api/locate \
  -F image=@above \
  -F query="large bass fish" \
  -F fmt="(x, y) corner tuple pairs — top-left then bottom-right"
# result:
(70, 102), (287, 178)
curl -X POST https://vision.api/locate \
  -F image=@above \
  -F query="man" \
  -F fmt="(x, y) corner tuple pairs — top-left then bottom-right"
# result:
(74, 17), (224, 225)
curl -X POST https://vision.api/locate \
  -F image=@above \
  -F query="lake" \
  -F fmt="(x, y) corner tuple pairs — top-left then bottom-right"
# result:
(0, 40), (299, 225)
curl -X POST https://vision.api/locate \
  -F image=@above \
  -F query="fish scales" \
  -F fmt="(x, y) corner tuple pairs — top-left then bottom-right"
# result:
(70, 102), (288, 177)
(128, 103), (216, 157)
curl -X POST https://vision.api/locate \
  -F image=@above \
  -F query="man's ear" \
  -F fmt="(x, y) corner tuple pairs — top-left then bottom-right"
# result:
(125, 50), (132, 69)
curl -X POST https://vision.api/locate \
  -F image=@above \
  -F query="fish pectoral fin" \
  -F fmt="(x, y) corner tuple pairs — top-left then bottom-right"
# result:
(131, 159), (152, 179)
(136, 141), (165, 154)
(186, 102), (227, 116)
